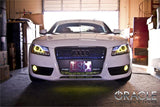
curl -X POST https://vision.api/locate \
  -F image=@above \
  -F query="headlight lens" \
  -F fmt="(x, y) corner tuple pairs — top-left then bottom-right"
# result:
(112, 44), (129, 56)
(31, 44), (50, 56)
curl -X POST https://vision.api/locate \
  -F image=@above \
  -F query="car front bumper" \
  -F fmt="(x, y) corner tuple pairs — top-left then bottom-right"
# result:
(29, 46), (132, 81)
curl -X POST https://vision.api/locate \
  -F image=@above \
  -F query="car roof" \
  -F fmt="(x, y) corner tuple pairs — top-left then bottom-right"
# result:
(56, 19), (104, 25)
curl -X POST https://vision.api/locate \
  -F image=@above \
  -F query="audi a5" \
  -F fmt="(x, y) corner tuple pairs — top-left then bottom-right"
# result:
(29, 19), (132, 82)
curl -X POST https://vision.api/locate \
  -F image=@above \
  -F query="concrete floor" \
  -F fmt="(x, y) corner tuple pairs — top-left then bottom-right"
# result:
(0, 65), (160, 107)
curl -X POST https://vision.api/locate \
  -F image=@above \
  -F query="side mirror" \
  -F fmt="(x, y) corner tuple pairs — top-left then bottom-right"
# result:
(113, 29), (121, 34)
(40, 29), (47, 35)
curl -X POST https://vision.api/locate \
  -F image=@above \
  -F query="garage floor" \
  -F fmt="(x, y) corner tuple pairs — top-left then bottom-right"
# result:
(0, 65), (160, 107)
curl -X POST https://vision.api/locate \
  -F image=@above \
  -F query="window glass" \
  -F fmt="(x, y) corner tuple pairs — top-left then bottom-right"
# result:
(55, 23), (104, 33)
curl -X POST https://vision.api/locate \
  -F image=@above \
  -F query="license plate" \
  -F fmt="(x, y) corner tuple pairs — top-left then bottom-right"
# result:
(70, 61), (92, 72)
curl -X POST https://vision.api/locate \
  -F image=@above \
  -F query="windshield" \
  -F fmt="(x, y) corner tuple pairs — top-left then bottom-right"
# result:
(47, 22), (112, 34)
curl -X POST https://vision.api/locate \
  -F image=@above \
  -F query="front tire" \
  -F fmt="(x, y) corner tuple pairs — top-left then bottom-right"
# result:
(29, 74), (44, 82)
(116, 74), (131, 83)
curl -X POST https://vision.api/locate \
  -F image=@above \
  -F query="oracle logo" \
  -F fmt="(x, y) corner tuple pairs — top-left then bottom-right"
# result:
(114, 91), (157, 101)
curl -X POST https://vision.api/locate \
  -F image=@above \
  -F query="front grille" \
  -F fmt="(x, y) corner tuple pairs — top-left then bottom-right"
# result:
(55, 47), (106, 60)
(55, 47), (106, 75)
(60, 76), (101, 79)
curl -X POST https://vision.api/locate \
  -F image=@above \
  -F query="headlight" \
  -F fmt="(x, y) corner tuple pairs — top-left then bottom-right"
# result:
(112, 44), (129, 56)
(31, 44), (50, 56)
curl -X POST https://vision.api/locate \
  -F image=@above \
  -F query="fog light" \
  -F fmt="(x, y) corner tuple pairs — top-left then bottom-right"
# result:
(124, 65), (129, 72)
(32, 65), (38, 72)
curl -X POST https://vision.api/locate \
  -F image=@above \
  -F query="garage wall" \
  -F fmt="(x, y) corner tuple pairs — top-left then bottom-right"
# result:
(6, 0), (42, 19)
(120, 0), (151, 29)
(6, 0), (152, 30)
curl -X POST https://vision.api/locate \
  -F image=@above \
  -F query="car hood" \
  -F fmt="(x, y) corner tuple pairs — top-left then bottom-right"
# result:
(32, 33), (128, 48)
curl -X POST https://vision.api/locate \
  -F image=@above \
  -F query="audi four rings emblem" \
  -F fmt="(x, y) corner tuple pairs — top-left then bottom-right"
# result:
(71, 50), (90, 57)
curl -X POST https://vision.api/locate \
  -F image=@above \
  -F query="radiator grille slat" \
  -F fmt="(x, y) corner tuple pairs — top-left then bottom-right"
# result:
(55, 47), (106, 60)
(55, 47), (106, 75)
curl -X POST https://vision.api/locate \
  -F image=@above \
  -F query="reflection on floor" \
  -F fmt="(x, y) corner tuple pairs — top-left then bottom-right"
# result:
(0, 64), (160, 106)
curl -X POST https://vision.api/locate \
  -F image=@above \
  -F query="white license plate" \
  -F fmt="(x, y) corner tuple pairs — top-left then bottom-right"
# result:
(70, 61), (92, 72)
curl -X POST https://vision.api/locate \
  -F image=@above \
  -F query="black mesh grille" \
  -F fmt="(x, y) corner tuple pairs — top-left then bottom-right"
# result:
(32, 65), (53, 76)
(108, 65), (129, 75)
(60, 76), (101, 79)
(55, 47), (106, 75)
(55, 47), (106, 60)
